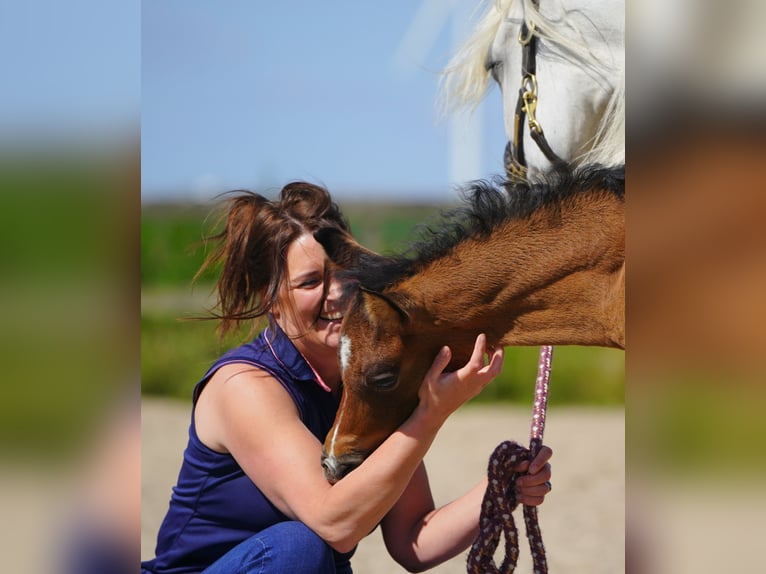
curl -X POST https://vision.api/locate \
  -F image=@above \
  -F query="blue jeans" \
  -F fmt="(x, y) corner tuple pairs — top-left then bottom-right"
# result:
(202, 521), (353, 574)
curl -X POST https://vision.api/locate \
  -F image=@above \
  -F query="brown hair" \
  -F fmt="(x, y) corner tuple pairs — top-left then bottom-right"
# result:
(196, 181), (350, 338)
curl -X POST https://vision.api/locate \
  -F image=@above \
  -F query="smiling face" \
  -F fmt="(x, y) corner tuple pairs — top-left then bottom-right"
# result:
(273, 233), (345, 363)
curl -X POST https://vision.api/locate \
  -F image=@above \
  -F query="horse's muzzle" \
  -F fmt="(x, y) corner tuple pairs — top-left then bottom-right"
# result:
(321, 451), (366, 484)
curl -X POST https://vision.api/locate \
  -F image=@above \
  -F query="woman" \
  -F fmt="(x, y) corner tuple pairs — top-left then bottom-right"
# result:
(142, 182), (553, 574)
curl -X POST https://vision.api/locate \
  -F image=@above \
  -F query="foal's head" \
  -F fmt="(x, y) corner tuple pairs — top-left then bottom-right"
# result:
(316, 228), (448, 483)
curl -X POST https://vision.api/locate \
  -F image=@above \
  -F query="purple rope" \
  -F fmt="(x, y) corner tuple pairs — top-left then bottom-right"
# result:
(467, 345), (553, 574)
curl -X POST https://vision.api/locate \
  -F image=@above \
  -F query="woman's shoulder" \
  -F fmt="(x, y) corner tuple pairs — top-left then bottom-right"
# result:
(204, 359), (296, 405)
(208, 361), (275, 387)
(195, 361), (300, 453)
(193, 332), (281, 400)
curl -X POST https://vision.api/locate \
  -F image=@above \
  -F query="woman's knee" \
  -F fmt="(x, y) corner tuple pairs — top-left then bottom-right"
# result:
(247, 522), (335, 573)
(267, 521), (335, 572)
(203, 522), (336, 574)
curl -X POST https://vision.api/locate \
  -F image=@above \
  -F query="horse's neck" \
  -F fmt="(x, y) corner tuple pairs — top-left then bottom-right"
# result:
(399, 191), (625, 349)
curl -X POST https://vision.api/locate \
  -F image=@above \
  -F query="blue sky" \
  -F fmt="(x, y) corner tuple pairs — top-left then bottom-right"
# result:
(0, 0), (139, 139)
(141, 1), (507, 203)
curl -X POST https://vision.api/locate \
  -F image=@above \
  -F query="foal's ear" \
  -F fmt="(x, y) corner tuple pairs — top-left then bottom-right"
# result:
(314, 227), (389, 270)
(360, 286), (410, 323)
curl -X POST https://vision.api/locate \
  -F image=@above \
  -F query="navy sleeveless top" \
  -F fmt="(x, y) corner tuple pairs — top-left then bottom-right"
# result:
(142, 325), (346, 574)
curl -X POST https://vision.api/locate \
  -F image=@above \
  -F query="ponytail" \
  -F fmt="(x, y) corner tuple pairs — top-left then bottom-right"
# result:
(195, 182), (349, 338)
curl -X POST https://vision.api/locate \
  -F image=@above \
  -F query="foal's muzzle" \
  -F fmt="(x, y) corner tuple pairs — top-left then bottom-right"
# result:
(321, 451), (366, 484)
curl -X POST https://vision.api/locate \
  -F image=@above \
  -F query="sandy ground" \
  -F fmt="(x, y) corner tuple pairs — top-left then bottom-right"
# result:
(142, 398), (624, 573)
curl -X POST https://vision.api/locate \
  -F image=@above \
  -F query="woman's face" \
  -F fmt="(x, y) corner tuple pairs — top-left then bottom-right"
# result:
(274, 233), (345, 353)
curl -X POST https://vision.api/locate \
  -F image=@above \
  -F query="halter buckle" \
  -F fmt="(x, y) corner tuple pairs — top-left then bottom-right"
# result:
(521, 74), (543, 135)
(518, 20), (536, 46)
(508, 160), (528, 182)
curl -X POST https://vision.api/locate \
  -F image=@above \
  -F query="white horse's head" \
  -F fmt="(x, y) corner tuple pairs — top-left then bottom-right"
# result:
(441, 0), (624, 174)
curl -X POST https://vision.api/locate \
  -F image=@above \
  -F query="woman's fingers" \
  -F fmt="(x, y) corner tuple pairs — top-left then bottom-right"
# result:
(482, 345), (504, 378)
(515, 462), (552, 488)
(425, 345), (452, 381)
(515, 463), (552, 506)
(457, 334), (505, 381)
(515, 489), (548, 506)
(515, 445), (553, 507)
(515, 461), (552, 508)
(462, 333), (488, 373)
(513, 446), (553, 474)
(419, 334), (504, 416)
(529, 445), (553, 475)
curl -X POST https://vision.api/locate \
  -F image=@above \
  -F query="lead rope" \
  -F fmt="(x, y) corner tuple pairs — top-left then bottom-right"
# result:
(468, 2), (558, 570)
(466, 345), (553, 574)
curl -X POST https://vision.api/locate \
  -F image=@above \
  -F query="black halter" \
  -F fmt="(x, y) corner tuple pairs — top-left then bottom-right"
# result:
(505, 0), (569, 181)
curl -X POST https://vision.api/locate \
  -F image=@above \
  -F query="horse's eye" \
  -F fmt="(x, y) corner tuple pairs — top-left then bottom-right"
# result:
(486, 59), (502, 84)
(365, 371), (398, 390)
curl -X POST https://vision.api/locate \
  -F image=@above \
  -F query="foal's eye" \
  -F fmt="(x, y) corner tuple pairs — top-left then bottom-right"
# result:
(365, 371), (399, 390)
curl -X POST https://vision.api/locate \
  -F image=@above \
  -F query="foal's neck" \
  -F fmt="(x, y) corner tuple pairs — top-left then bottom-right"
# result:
(399, 190), (625, 349)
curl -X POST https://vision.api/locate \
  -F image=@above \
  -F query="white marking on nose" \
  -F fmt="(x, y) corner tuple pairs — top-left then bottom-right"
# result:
(322, 454), (337, 476)
(327, 406), (343, 459)
(339, 335), (351, 376)
(328, 336), (351, 462)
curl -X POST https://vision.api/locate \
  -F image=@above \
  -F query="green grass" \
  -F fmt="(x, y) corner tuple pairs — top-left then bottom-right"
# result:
(627, 374), (766, 476)
(141, 202), (624, 404)
(141, 310), (225, 397)
(141, 203), (213, 286)
(0, 151), (138, 459)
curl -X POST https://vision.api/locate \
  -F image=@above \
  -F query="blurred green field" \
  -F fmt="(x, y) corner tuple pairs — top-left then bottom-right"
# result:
(141, 202), (447, 286)
(0, 152), (137, 459)
(141, 201), (624, 405)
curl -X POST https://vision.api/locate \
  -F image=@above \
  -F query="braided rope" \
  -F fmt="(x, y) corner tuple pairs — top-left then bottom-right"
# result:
(466, 345), (553, 574)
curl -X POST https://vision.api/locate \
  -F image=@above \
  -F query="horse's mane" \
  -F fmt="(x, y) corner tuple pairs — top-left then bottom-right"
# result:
(437, 0), (625, 167)
(355, 164), (624, 293)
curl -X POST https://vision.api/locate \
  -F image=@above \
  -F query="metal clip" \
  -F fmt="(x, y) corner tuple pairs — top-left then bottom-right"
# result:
(521, 73), (542, 134)
(508, 160), (528, 182)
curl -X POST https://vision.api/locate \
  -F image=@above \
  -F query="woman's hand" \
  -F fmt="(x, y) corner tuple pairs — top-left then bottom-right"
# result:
(513, 445), (553, 506)
(417, 334), (504, 425)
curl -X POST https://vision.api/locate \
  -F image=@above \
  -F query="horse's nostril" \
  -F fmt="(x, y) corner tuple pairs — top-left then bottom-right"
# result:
(321, 455), (339, 484)
(321, 453), (366, 484)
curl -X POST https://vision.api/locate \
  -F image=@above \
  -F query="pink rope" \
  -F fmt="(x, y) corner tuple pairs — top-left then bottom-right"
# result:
(529, 344), (553, 458)
(467, 345), (553, 574)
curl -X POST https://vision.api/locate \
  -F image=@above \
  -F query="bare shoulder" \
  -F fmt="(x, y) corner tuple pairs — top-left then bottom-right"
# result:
(195, 362), (299, 453)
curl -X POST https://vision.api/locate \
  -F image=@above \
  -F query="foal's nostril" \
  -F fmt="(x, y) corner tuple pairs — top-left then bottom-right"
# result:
(321, 453), (365, 484)
(321, 455), (340, 485)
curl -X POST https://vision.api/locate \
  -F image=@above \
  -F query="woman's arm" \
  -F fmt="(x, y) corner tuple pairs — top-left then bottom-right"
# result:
(380, 449), (552, 572)
(380, 463), (486, 572)
(195, 334), (503, 554)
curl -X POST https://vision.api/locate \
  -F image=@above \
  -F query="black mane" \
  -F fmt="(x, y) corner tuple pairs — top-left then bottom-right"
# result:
(352, 164), (624, 293)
